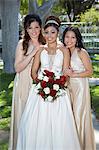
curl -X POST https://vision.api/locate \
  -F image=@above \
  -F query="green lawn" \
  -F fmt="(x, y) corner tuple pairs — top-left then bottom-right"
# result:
(0, 142), (8, 150)
(90, 54), (99, 118)
(0, 68), (15, 131)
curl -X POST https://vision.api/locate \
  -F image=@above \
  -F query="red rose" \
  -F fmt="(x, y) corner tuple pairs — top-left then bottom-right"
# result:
(60, 75), (66, 81)
(48, 78), (54, 84)
(60, 75), (67, 85)
(54, 79), (60, 84)
(39, 91), (45, 98)
(50, 89), (57, 97)
(44, 70), (54, 77)
(35, 77), (40, 84)
(41, 81), (47, 88)
(33, 77), (40, 84)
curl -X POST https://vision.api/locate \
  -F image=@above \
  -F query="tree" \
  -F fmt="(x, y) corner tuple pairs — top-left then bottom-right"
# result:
(20, 0), (28, 16)
(28, 0), (58, 23)
(80, 8), (99, 25)
(1, 0), (20, 73)
(58, 0), (95, 21)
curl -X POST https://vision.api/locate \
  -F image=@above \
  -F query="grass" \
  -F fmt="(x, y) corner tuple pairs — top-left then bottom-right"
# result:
(0, 118), (10, 130)
(90, 54), (99, 118)
(0, 68), (15, 130)
(0, 142), (8, 150)
(0, 67), (15, 150)
(91, 86), (99, 119)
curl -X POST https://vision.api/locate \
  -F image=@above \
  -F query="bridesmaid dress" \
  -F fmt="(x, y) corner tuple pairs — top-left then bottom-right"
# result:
(9, 44), (34, 150)
(69, 49), (96, 150)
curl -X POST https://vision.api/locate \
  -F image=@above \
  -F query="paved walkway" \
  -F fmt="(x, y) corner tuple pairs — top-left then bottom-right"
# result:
(0, 129), (9, 143)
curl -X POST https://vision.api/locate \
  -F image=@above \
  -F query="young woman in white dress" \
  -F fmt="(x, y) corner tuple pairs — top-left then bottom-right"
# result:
(16, 16), (81, 150)
(62, 26), (96, 150)
(9, 14), (45, 150)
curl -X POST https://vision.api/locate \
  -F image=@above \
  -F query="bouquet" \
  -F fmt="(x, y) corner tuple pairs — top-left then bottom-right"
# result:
(33, 70), (67, 102)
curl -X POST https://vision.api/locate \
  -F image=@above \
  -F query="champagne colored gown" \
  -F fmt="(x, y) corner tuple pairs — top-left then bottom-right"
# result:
(16, 49), (81, 150)
(9, 44), (34, 150)
(69, 49), (96, 150)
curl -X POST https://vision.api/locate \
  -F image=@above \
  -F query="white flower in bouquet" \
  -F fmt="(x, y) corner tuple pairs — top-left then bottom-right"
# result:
(55, 75), (60, 79)
(53, 84), (59, 91)
(44, 87), (50, 94)
(38, 74), (43, 80)
(43, 76), (49, 82)
(36, 83), (41, 89)
(47, 96), (53, 102)
(57, 89), (64, 96)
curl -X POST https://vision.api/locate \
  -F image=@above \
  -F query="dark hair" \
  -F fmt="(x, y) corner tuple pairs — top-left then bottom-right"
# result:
(62, 26), (85, 50)
(44, 16), (61, 32)
(23, 14), (45, 55)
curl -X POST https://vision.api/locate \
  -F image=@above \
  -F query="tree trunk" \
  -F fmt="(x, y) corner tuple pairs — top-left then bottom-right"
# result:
(28, 0), (58, 24)
(1, 0), (20, 73)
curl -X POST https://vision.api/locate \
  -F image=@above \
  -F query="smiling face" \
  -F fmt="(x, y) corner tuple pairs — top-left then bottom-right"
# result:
(64, 30), (77, 50)
(44, 26), (58, 44)
(27, 21), (41, 39)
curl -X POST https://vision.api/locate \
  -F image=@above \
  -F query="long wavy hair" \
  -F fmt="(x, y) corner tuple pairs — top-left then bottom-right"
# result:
(23, 14), (45, 55)
(62, 26), (85, 50)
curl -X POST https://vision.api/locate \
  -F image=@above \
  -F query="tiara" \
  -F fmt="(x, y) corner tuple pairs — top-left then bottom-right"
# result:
(45, 20), (59, 26)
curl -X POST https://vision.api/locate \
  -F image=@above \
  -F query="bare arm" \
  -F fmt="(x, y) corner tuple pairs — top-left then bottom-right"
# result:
(14, 40), (40, 73)
(74, 50), (93, 77)
(67, 49), (93, 78)
(31, 50), (41, 80)
(62, 48), (70, 76)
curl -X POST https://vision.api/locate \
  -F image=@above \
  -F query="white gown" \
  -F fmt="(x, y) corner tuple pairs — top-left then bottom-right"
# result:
(16, 49), (81, 150)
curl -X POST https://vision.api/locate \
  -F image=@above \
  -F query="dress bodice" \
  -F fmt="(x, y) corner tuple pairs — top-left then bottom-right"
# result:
(40, 49), (63, 75)
(71, 49), (85, 73)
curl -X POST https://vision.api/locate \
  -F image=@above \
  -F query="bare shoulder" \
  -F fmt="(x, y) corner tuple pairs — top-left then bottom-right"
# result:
(79, 48), (90, 59)
(17, 39), (23, 47)
(16, 39), (23, 52)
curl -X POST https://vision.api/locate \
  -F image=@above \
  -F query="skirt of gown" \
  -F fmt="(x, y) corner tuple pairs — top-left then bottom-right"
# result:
(9, 65), (32, 150)
(16, 86), (81, 150)
(69, 77), (96, 150)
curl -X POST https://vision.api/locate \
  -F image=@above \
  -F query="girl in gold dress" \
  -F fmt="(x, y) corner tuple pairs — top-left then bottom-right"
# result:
(62, 26), (96, 150)
(9, 14), (45, 150)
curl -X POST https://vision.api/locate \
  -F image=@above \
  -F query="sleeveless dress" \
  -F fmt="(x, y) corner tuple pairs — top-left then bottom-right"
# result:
(69, 49), (96, 150)
(9, 44), (34, 150)
(16, 49), (81, 150)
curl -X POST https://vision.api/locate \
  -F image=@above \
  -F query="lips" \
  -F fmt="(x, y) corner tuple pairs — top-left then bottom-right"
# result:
(32, 33), (36, 36)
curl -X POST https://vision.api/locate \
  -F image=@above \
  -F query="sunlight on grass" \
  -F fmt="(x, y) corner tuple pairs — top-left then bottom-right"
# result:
(0, 142), (8, 150)
(0, 118), (10, 130)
